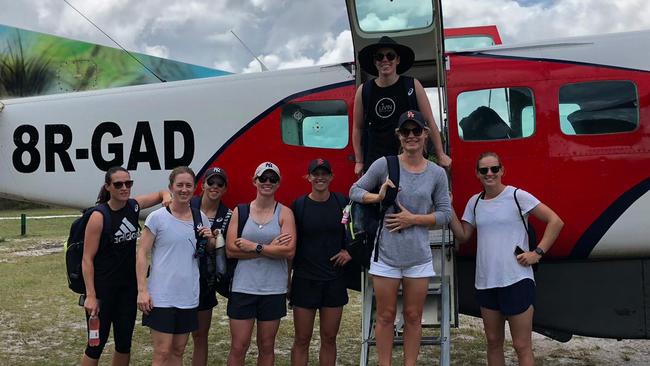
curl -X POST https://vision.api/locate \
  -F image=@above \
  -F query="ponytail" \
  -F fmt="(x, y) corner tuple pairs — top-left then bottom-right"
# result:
(96, 166), (129, 204)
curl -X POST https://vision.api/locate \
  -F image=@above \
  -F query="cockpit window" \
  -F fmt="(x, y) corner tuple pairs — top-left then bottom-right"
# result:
(445, 36), (495, 52)
(281, 100), (348, 149)
(355, 0), (433, 33)
(456, 87), (535, 141)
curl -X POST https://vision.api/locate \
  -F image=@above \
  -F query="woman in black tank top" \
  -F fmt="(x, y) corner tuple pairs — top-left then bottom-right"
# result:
(352, 36), (451, 177)
(80, 166), (171, 366)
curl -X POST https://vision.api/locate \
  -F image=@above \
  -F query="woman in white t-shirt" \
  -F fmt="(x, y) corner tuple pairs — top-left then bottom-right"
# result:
(450, 152), (563, 366)
(136, 166), (214, 366)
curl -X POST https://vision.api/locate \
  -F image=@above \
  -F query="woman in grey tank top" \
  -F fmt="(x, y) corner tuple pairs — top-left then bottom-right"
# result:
(225, 162), (296, 366)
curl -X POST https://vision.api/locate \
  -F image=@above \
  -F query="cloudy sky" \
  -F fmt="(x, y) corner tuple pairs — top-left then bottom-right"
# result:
(1, 0), (649, 73)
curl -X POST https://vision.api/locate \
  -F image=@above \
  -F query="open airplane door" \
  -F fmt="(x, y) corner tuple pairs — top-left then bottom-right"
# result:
(346, 2), (455, 365)
(345, 0), (446, 87)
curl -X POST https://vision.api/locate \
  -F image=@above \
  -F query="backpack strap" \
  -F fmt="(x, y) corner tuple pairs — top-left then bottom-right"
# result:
(472, 191), (486, 219)
(190, 196), (201, 210)
(236, 203), (251, 238)
(293, 195), (307, 234)
(513, 188), (530, 233)
(401, 76), (419, 111)
(330, 192), (349, 250)
(373, 156), (401, 262)
(382, 155), (401, 211)
(94, 204), (113, 238)
(217, 202), (232, 233)
(331, 192), (348, 210)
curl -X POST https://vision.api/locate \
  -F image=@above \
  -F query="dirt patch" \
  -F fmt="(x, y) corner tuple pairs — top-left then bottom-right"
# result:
(11, 240), (63, 257)
(457, 314), (650, 365)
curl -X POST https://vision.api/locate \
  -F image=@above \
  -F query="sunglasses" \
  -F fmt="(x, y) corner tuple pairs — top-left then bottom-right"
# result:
(478, 166), (501, 175)
(374, 52), (397, 62)
(206, 179), (225, 188)
(257, 175), (279, 184)
(112, 180), (134, 189)
(397, 126), (424, 137)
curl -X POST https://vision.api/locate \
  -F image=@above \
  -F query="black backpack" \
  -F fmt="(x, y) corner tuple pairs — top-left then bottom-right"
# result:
(65, 199), (139, 294)
(346, 155), (401, 270)
(189, 197), (233, 298)
(473, 188), (538, 271)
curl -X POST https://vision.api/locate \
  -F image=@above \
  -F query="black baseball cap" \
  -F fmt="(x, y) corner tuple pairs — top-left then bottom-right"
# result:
(397, 110), (426, 129)
(203, 167), (227, 184)
(308, 158), (332, 174)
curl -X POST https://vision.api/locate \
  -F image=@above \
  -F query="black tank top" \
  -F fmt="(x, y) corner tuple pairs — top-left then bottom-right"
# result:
(93, 200), (140, 287)
(364, 76), (411, 170)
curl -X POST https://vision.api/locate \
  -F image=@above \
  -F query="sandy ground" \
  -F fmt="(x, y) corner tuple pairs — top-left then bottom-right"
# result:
(459, 313), (650, 365)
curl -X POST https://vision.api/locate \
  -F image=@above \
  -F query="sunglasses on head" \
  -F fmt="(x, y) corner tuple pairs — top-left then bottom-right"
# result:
(206, 178), (225, 188)
(397, 126), (424, 137)
(112, 180), (134, 189)
(374, 51), (397, 62)
(478, 166), (501, 175)
(257, 175), (279, 184)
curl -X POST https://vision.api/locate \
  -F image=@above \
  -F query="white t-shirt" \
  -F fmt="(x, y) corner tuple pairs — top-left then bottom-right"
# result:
(144, 207), (210, 308)
(462, 186), (540, 289)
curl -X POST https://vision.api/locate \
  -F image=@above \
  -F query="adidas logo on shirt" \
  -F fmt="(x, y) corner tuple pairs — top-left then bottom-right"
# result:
(114, 217), (139, 244)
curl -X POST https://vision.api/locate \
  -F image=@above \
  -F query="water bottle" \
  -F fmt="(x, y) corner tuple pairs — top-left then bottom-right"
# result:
(88, 314), (100, 347)
(341, 205), (351, 224)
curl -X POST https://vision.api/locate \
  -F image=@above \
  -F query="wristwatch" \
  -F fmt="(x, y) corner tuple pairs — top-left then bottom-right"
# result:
(534, 247), (545, 257)
(255, 243), (263, 255)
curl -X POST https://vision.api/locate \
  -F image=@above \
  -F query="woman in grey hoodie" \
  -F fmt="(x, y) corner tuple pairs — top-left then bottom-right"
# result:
(350, 110), (451, 366)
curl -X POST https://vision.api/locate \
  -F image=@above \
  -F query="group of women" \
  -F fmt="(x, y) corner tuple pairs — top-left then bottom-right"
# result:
(79, 35), (564, 366)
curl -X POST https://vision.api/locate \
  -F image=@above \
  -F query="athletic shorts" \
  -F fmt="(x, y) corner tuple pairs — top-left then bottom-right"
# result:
(197, 276), (218, 311)
(368, 255), (435, 279)
(84, 285), (137, 359)
(227, 292), (286, 321)
(475, 278), (536, 316)
(289, 276), (349, 309)
(142, 307), (199, 334)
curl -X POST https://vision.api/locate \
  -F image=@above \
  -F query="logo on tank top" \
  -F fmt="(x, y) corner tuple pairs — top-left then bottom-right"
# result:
(375, 97), (396, 119)
(113, 217), (140, 244)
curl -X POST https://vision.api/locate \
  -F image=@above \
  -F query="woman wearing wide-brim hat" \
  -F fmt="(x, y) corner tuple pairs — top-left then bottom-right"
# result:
(352, 36), (451, 177)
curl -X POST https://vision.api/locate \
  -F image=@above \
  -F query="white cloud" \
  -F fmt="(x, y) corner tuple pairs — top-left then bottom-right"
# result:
(4, 0), (650, 74)
(317, 30), (353, 65)
(143, 44), (169, 58)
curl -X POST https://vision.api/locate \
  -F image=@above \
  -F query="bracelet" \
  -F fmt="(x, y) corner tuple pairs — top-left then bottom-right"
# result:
(355, 161), (364, 164)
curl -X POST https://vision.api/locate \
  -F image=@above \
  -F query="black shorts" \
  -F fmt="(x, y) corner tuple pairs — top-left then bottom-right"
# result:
(227, 292), (286, 321)
(289, 276), (349, 309)
(475, 278), (536, 316)
(84, 285), (137, 359)
(197, 276), (218, 311)
(142, 307), (199, 334)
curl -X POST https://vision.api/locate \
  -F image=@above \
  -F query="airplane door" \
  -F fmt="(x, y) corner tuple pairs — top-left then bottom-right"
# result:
(345, 0), (445, 88)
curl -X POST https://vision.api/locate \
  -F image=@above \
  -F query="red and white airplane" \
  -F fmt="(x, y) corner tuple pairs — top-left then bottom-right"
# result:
(1, 0), (648, 341)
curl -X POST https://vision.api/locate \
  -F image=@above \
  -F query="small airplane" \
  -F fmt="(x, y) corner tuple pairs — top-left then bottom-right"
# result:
(1, 0), (648, 341)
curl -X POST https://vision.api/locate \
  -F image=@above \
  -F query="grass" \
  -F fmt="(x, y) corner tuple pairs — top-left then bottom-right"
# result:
(0, 208), (645, 365)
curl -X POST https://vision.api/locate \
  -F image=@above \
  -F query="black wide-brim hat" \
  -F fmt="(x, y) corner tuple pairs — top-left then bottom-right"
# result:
(358, 36), (415, 76)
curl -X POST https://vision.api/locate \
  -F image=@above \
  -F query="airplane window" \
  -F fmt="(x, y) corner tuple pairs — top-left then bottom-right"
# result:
(456, 87), (535, 141)
(559, 81), (638, 135)
(281, 100), (348, 149)
(445, 36), (495, 52)
(355, 0), (433, 33)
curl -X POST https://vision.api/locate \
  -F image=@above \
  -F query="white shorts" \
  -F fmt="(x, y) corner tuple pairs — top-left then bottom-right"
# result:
(368, 255), (435, 279)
